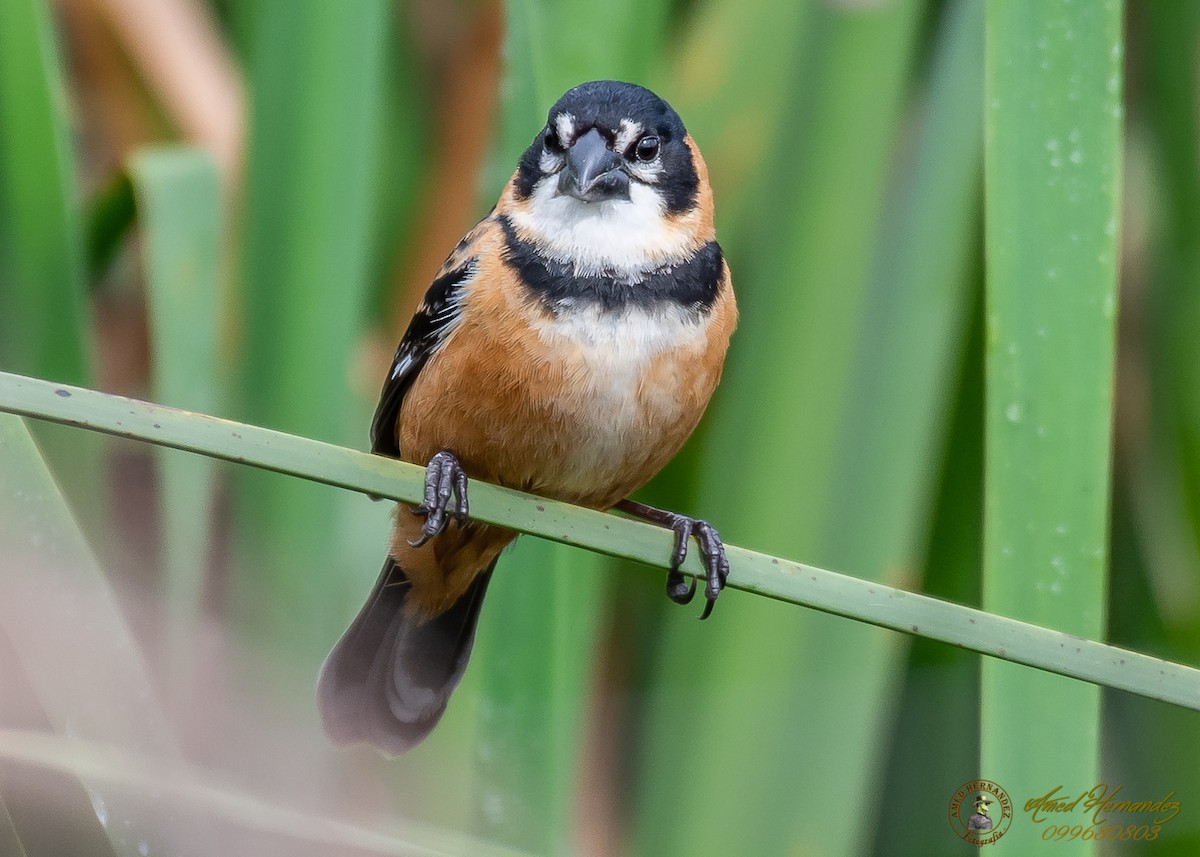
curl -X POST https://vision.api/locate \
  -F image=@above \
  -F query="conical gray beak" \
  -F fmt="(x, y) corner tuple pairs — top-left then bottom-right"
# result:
(558, 128), (630, 202)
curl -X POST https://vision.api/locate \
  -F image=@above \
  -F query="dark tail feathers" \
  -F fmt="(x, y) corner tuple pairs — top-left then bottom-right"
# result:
(317, 558), (494, 755)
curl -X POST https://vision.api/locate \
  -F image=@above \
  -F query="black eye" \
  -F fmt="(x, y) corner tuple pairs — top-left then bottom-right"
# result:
(543, 128), (565, 154)
(634, 135), (660, 162)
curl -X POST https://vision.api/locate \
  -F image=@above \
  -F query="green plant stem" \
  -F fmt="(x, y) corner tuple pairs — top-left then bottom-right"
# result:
(1, 370), (1196, 712)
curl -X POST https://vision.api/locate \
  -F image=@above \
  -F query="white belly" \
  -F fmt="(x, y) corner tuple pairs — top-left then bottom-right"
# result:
(530, 301), (709, 493)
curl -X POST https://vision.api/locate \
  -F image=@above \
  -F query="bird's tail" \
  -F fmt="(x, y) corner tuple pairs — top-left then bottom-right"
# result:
(317, 557), (494, 755)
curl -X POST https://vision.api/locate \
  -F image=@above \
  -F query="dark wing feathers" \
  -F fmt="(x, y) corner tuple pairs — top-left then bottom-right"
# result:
(370, 256), (478, 457)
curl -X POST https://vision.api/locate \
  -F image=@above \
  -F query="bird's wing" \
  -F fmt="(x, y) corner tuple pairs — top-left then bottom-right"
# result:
(370, 219), (492, 457)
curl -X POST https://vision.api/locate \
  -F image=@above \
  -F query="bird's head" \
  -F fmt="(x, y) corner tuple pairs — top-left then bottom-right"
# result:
(504, 80), (714, 278)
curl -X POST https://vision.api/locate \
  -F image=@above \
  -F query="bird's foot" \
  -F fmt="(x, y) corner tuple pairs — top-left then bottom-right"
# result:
(408, 450), (469, 547)
(615, 499), (730, 619)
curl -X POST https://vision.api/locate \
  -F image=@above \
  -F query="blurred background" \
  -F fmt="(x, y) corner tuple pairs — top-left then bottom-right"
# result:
(1, 0), (1198, 854)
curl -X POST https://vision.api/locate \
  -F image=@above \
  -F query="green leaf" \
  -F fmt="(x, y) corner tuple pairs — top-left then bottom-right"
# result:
(86, 173), (136, 285)
(232, 0), (392, 663)
(665, 0), (812, 228)
(127, 146), (224, 690)
(1105, 6), (1200, 848)
(982, 0), (1123, 852)
(469, 539), (607, 855)
(0, 0), (90, 383)
(0, 0), (103, 542)
(873, 299), (986, 857)
(630, 3), (933, 855)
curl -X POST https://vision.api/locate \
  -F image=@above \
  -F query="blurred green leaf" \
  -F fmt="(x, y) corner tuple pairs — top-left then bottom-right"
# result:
(86, 173), (136, 286)
(365, 14), (432, 316)
(1141, 3), (1200, 569)
(1139, 0), (1200, 635)
(873, 295), (985, 857)
(666, 0), (812, 228)
(631, 3), (932, 855)
(0, 0), (102, 543)
(233, 0), (391, 665)
(127, 146), (224, 690)
(1104, 3), (1200, 853)
(981, 0), (1122, 852)
(469, 539), (607, 855)
(0, 0), (90, 382)
(1106, 464), (1200, 853)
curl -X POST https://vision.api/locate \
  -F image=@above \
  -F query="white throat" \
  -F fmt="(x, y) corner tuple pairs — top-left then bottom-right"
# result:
(508, 174), (695, 279)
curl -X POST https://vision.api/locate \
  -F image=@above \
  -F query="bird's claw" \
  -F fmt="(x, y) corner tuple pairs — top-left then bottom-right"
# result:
(408, 450), (469, 547)
(665, 515), (728, 620)
(616, 500), (729, 618)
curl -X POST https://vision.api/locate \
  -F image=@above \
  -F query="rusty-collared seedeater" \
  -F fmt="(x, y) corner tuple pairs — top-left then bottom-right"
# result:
(318, 81), (737, 755)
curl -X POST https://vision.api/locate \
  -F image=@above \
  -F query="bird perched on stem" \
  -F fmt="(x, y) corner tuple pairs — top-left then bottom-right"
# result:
(318, 80), (737, 755)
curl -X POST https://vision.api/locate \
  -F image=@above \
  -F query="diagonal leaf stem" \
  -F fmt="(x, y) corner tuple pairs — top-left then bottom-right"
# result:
(1, 368), (1198, 711)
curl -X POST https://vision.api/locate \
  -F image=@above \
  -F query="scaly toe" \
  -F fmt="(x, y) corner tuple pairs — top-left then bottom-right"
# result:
(408, 451), (469, 546)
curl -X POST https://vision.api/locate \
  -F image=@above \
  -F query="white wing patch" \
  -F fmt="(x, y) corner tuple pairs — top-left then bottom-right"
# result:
(390, 262), (474, 381)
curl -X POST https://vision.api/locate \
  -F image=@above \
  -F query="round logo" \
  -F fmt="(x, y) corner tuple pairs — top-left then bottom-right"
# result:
(949, 780), (1013, 845)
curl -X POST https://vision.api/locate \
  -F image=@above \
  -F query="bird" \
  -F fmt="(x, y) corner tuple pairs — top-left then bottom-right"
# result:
(317, 80), (738, 755)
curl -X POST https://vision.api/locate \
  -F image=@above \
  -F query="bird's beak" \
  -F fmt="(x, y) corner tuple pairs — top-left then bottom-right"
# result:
(558, 128), (630, 202)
